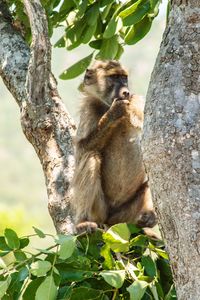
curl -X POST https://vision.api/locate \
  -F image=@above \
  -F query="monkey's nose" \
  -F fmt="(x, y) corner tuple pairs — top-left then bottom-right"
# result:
(119, 87), (130, 99)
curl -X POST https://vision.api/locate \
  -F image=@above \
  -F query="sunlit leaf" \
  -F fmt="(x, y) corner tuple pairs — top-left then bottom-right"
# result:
(31, 261), (52, 277)
(0, 276), (11, 299)
(103, 223), (130, 252)
(35, 276), (57, 300)
(100, 244), (114, 269)
(127, 280), (148, 300)
(100, 270), (125, 288)
(123, 1), (151, 26)
(119, 0), (144, 18)
(56, 234), (77, 259)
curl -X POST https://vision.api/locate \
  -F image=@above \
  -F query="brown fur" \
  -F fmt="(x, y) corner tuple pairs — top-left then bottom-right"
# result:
(70, 60), (157, 233)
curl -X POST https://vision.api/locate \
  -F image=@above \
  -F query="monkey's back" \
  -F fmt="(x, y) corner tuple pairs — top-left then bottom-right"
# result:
(102, 121), (146, 207)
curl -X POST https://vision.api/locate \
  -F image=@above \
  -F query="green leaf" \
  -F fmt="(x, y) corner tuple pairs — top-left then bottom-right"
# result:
(57, 234), (77, 259)
(77, 0), (88, 18)
(89, 39), (102, 49)
(125, 16), (152, 45)
(103, 223), (130, 252)
(19, 237), (29, 249)
(130, 235), (148, 247)
(14, 250), (27, 261)
(155, 248), (169, 259)
(127, 224), (141, 234)
(66, 20), (87, 50)
(101, 3), (113, 20)
(165, 284), (177, 300)
(115, 43), (124, 60)
(22, 278), (44, 300)
(0, 276), (11, 299)
(58, 267), (94, 283)
(0, 236), (11, 256)
(149, 284), (159, 300)
(123, 1), (151, 26)
(141, 256), (157, 278)
(4, 228), (20, 250)
(59, 0), (75, 13)
(54, 35), (65, 48)
(35, 276), (57, 300)
(31, 261), (52, 277)
(119, 0), (144, 18)
(86, 3), (99, 26)
(100, 0), (115, 7)
(103, 18), (122, 39)
(82, 23), (97, 44)
(70, 287), (102, 300)
(33, 227), (46, 238)
(97, 35), (119, 60)
(60, 53), (93, 80)
(100, 270), (125, 288)
(127, 280), (148, 300)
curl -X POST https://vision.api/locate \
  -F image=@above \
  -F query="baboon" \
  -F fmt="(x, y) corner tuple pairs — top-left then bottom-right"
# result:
(70, 60), (157, 233)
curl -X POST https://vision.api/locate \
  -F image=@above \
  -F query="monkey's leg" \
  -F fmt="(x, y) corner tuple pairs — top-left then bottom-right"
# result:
(71, 152), (108, 233)
(107, 183), (157, 228)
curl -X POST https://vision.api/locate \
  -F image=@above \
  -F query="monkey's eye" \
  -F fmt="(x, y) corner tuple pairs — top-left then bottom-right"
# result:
(108, 74), (120, 79)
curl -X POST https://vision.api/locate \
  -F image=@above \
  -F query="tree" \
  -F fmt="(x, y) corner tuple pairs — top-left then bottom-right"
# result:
(143, 0), (200, 299)
(0, 0), (161, 233)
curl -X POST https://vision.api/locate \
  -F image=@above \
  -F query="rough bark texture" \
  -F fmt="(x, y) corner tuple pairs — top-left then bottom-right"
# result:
(143, 1), (200, 299)
(0, 1), (75, 234)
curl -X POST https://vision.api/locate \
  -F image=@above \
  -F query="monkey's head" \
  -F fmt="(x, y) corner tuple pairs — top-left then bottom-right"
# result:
(82, 60), (130, 106)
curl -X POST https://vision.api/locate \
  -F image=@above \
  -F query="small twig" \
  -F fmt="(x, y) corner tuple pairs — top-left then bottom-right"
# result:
(112, 289), (118, 300)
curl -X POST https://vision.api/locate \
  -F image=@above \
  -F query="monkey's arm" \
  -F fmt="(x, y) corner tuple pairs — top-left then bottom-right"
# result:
(76, 99), (129, 151)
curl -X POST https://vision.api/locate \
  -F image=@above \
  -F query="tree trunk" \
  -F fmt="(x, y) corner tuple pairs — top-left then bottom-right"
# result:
(142, 1), (200, 299)
(0, 1), (75, 234)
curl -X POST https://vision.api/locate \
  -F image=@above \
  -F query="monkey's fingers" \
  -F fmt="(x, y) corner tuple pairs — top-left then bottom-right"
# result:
(76, 221), (98, 234)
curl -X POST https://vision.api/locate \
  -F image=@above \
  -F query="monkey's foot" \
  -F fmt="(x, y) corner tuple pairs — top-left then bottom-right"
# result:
(76, 221), (98, 234)
(137, 211), (157, 228)
(143, 228), (160, 240)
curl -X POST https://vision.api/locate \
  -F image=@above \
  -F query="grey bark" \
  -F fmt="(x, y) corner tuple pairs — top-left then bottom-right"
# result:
(143, 0), (200, 299)
(0, 1), (75, 234)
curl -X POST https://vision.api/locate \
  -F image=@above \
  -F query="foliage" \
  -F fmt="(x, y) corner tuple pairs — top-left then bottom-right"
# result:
(0, 224), (176, 299)
(6, 0), (162, 79)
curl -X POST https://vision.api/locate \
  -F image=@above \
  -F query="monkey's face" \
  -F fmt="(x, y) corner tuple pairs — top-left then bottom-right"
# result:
(82, 60), (130, 106)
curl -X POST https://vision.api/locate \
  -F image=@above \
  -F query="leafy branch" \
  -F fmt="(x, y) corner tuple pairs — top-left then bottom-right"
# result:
(0, 224), (176, 299)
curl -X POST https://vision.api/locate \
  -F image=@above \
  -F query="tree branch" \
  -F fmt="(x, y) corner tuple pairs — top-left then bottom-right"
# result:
(0, 1), (76, 234)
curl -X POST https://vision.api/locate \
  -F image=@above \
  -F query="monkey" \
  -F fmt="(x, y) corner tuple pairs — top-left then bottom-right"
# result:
(70, 60), (157, 234)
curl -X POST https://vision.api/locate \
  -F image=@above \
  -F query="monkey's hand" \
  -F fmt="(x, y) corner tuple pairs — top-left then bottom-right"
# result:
(108, 99), (130, 121)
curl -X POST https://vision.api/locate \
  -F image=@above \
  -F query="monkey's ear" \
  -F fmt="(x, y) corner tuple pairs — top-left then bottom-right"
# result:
(84, 68), (94, 79)
(78, 82), (84, 92)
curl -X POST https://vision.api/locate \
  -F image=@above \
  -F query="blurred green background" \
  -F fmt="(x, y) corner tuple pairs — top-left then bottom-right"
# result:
(0, 1), (167, 236)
